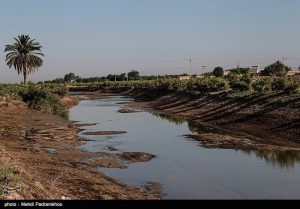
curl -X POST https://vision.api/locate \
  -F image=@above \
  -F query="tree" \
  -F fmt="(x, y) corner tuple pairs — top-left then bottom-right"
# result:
(119, 73), (126, 81)
(128, 70), (140, 79)
(4, 35), (44, 84)
(261, 61), (291, 77)
(213, 67), (224, 77)
(64, 73), (76, 83)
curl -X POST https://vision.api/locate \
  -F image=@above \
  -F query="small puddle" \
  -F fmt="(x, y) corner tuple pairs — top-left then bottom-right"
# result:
(70, 95), (300, 199)
(44, 148), (57, 153)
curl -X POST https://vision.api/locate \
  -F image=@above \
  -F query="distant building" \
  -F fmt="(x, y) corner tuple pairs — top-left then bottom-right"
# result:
(249, 66), (261, 74)
(224, 66), (261, 76)
(224, 70), (231, 76)
(292, 73), (300, 80)
(196, 75), (204, 79)
(179, 76), (191, 81)
(287, 70), (300, 76)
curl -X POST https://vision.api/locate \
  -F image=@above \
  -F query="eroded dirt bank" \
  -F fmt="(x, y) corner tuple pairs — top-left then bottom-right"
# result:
(0, 96), (157, 200)
(121, 89), (300, 151)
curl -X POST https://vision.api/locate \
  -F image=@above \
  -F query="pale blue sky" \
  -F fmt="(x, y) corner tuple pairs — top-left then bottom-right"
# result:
(1, 0), (300, 82)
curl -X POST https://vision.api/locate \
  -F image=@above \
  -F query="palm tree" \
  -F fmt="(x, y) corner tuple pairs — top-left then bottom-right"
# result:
(4, 35), (44, 84)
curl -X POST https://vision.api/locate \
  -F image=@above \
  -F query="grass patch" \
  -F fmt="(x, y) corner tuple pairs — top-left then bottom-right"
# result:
(0, 84), (69, 117)
(0, 164), (21, 196)
(20, 85), (68, 117)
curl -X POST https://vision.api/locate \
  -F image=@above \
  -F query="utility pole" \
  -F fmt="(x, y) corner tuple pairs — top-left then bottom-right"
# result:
(114, 75), (117, 82)
(201, 66), (207, 75)
(282, 57), (286, 65)
(282, 57), (287, 72)
(189, 59), (192, 77)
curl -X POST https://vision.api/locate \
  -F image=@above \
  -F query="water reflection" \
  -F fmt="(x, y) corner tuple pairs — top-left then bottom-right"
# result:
(71, 96), (300, 198)
(152, 113), (300, 169)
(241, 150), (300, 169)
(151, 113), (186, 125)
(152, 113), (231, 135)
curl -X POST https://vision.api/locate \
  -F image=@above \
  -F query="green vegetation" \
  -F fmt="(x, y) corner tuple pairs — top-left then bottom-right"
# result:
(261, 61), (291, 77)
(4, 35), (44, 85)
(272, 77), (287, 92)
(213, 67), (224, 78)
(252, 78), (272, 93)
(69, 74), (300, 96)
(0, 84), (68, 117)
(227, 70), (252, 92)
(128, 70), (140, 79)
(20, 85), (68, 117)
(64, 73), (76, 83)
(0, 164), (21, 196)
(252, 76), (300, 94)
(0, 84), (26, 96)
(186, 78), (229, 94)
(284, 80), (300, 94)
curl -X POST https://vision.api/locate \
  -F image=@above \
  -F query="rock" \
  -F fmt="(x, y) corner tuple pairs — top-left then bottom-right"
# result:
(120, 152), (155, 163)
(82, 131), (127, 136)
(118, 108), (140, 113)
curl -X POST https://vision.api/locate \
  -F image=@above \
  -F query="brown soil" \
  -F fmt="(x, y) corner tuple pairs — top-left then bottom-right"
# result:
(125, 90), (300, 151)
(62, 96), (80, 107)
(119, 152), (155, 163)
(0, 97), (157, 200)
(70, 123), (98, 128)
(143, 182), (165, 197)
(118, 108), (140, 113)
(82, 131), (127, 136)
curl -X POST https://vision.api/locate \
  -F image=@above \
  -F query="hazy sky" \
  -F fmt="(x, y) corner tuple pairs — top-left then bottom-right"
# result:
(1, 0), (300, 83)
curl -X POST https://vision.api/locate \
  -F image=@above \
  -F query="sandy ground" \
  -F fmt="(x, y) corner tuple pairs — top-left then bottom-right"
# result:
(0, 95), (158, 200)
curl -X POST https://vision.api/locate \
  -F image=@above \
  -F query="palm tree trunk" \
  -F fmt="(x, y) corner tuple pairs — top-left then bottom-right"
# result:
(23, 72), (27, 85)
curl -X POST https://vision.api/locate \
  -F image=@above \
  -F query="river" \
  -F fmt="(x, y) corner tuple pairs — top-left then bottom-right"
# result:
(69, 95), (300, 199)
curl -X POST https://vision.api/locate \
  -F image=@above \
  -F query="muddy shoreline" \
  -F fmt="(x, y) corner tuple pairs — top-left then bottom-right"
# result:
(116, 89), (300, 152)
(1, 89), (300, 199)
(0, 95), (158, 200)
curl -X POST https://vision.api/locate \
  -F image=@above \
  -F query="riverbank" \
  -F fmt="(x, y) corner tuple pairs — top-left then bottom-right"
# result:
(2, 88), (300, 199)
(0, 95), (157, 200)
(118, 89), (300, 151)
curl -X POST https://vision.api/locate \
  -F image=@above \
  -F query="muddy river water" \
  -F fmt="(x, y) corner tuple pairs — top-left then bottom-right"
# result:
(70, 95), (300, 199)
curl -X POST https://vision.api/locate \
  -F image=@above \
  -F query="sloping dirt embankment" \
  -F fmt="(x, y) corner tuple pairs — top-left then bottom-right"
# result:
(122, 89), (300, 151)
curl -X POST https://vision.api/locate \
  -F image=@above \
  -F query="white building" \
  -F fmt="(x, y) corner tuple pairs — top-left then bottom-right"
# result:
(249, 66), (261, 74)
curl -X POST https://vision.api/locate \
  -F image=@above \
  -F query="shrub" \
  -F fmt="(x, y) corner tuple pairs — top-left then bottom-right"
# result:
(230, 81), (252, 92)
(253, 78), (272, 93)
(271, 77), (287, 91)
(45, 84), (68, 97)
(228, 73), (252, 92)
(0, 164), (20, 196)
(0, 84), (25, 96)
(188, 78), (229, 94)
(20, 85), (67, 117)
(284, 80), (300, 94)
(261, 61), (291, 76)
(213, 67), (224, 78)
